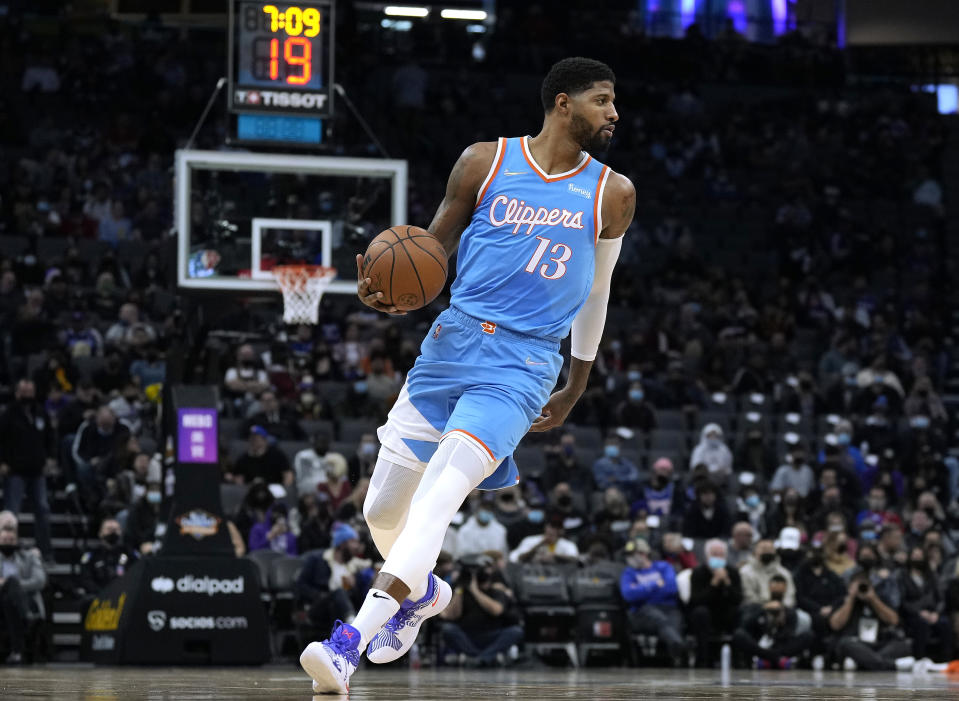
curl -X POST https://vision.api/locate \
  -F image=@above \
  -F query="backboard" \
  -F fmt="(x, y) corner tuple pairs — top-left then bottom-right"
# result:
(175, 149), (408, 294)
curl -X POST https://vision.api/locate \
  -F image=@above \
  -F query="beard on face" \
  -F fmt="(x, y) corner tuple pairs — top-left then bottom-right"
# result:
(570, 111), (612, 155)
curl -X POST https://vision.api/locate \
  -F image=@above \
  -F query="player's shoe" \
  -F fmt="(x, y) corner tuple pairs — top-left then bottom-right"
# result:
(300, 620), (361, 694)
(367, 573), (452, 664)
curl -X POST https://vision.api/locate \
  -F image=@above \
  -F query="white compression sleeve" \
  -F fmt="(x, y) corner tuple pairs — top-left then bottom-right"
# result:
(379, 435), (497, 596)
(570, 235), (623, 361)
(363, 456), (423, 559)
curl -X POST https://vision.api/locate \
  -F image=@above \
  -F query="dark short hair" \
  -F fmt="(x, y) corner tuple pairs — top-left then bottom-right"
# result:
(770, 574), (788, 585)
(541, 57), (615, 112)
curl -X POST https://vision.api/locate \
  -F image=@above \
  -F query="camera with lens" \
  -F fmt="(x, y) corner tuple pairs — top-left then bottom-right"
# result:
(858, 581), (870, 594)
(458, 554), (493, 587)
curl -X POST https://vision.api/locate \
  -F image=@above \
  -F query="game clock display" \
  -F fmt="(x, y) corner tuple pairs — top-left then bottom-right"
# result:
(228, 0), (334, 117)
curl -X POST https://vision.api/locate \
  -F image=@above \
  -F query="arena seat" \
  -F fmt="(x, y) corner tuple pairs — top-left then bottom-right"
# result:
(268, 556), (305, 658)
(568, 562), (625, 664)
(515, 563), (579, 667)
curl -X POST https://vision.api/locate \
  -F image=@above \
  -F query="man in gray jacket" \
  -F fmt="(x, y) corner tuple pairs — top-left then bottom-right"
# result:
(0, 523), (47, 664)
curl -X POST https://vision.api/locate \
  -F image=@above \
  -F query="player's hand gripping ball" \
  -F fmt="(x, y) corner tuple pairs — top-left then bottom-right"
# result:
(359, 226), (448, 312)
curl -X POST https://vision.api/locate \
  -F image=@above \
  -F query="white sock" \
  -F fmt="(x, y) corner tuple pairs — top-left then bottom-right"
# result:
(350, 588), (400, 650)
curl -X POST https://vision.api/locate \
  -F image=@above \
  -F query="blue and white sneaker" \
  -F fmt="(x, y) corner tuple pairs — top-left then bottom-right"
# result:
(367, 573), (452, 664)
(300, 620), (361, 694)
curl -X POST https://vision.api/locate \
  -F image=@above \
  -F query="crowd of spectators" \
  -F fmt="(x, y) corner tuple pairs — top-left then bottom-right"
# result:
(0, 3), (954, 669)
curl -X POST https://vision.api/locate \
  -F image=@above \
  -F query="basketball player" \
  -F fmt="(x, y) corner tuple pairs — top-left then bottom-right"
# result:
(301, 57), (635, 693)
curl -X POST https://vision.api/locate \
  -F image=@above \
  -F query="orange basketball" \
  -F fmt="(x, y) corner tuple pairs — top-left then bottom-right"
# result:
(361, 226), (448, 311)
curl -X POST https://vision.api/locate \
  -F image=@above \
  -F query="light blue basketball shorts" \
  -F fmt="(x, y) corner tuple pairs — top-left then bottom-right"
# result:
(377, 306), (563, 490)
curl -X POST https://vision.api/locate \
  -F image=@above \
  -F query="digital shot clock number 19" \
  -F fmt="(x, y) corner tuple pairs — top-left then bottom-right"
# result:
(228, 0), (334, 118)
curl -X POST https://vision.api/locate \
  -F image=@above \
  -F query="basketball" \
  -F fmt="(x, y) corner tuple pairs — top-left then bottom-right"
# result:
(362, 225), (448, 311)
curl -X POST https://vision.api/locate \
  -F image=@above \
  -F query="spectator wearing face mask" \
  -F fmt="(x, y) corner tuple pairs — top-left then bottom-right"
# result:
(819, 516), (857, 577)
(770, 447), (816, 498)
(735, 485), (768, 536)
(592, 435), (641, 499)
(857, 486), (904, 532)
(548, 482), (587, 539)
(294, 431), (336, 496)
(733, 574), (814, 669)
(682, 480), (731, 540)
(844, 543), (901, 613)
(689, 423), (733, 484)
(621, 538), (686, 666)
(795, 541), (847, 635)
(350, 433), (379, 483)
(875, 523), (906, 571)
(124, 479), (168, 556)
(765, 487), (806, 536)
(818, 419), (868, 486)
(740, 539), (797, 607)
(810, 479), (856, 534)
(223, 344), (270, 414)
(79, 518), (136, 595)
(614, 381), (657, 433)
(0, 525), (46, 665)
(456, 498), (508, 559)
(830, 567), (915, 672)
(635, 457), (686, 530)
(292, 492), (332, 554)
(898, 545), (952, 662)
(542, 433), (589, 494)
(688, 539), (743, 668)
(734, 426), (777, 481)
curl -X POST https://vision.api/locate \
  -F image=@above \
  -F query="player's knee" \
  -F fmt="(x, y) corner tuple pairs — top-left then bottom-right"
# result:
(363, 486), (405, 530)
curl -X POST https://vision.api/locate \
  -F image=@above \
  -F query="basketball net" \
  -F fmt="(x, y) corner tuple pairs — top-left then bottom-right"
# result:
(273, 265), (337, 325)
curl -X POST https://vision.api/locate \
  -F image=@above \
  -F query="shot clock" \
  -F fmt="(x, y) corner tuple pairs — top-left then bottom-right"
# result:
(228, 0), (334, 119)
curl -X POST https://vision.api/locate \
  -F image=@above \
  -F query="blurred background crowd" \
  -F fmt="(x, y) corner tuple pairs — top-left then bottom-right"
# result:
(0, 0), (957, 672)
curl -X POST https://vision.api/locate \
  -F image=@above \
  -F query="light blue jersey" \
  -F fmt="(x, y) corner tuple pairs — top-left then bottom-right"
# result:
(451, 136), (612, 341)
(377, 136), (614, 489)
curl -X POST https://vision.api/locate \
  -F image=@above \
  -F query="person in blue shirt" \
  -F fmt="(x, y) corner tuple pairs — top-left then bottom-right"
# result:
(818, 419), (870, 487)
(592, 435), (641, 499)
(620, 537), (686, 665)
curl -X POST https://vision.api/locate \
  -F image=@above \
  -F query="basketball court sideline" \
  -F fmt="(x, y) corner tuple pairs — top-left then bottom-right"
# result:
(1, 666), (956, 699)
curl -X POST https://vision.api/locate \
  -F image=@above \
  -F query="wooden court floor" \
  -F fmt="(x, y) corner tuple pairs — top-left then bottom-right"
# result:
(1, 666), (956, 699)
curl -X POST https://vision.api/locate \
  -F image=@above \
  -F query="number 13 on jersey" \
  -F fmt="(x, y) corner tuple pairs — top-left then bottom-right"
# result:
(525, 236), (572, 280)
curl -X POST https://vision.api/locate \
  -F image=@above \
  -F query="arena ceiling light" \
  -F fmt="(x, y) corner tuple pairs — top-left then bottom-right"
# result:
(440, 8), (487, 20)
(384, 6), (429, 17)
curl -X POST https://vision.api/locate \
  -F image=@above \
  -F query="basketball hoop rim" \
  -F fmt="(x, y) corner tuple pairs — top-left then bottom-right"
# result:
(274, 265), (337, 326)
(273, 264), (337, 280)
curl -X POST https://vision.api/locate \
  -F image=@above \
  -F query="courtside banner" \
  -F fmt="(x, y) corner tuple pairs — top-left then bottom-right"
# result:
(81, 557), (269, 665)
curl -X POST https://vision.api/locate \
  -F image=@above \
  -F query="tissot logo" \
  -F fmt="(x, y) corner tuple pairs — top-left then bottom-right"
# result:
(151, 576), (174, 593)
(235, 89), (328, 110)
(147, 610), (167, 631)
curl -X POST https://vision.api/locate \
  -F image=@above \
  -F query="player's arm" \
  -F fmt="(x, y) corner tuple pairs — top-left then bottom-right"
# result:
(426, 141), (498, 257)
(354, 141), (496, 314)
(531, 173), (635, 433)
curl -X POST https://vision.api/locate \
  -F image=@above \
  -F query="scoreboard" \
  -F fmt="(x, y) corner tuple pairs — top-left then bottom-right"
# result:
(227, 0), (334, 145)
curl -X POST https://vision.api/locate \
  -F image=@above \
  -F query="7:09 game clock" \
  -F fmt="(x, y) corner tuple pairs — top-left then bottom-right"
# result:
(228, 0), (334, 118)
